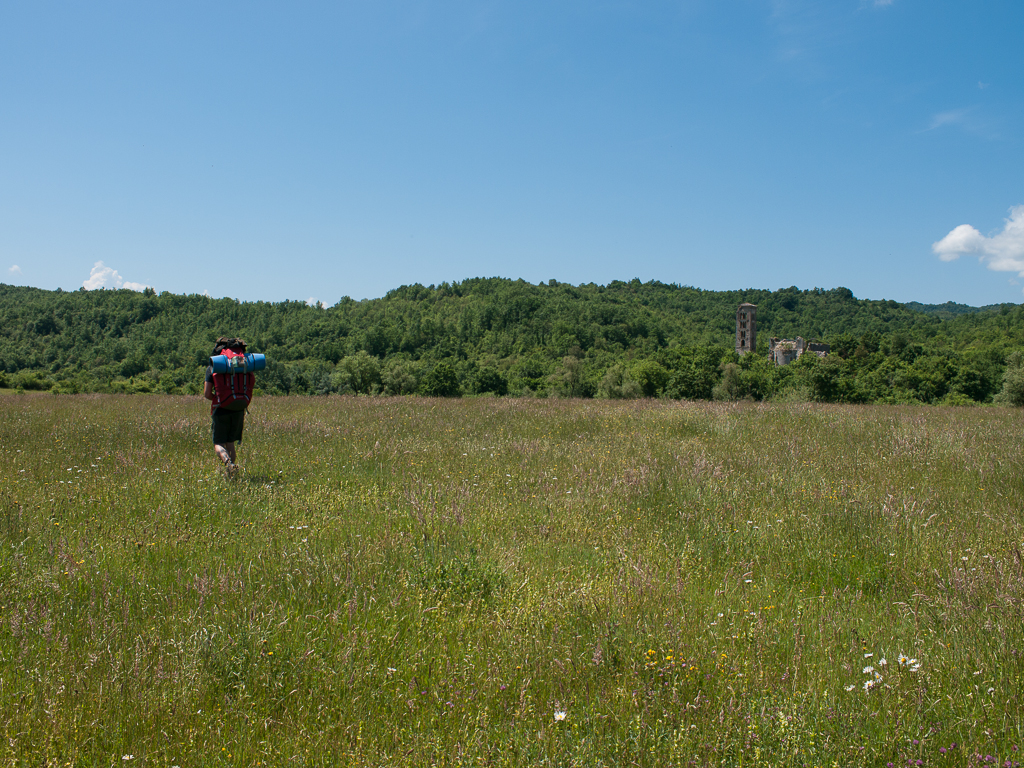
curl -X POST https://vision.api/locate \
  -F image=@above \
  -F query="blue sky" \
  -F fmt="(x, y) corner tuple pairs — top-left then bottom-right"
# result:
(2, 1), (1022, 306)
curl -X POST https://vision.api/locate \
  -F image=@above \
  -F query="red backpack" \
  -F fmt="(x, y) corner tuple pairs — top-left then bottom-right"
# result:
(211, 348), (255, 412)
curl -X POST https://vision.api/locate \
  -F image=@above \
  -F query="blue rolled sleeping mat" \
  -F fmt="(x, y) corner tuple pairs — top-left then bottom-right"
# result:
(209, 353), (266, 373)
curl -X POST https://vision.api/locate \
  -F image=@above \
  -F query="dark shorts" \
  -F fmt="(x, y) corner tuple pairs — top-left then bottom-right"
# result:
(211, 408), (245, 445)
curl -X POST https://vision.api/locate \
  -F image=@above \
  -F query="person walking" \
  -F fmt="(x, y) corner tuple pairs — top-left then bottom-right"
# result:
(203, 337), (255, 478)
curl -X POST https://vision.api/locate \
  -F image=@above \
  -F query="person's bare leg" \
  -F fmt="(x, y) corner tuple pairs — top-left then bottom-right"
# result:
(215, 443), (238, 478)
(215, 444), (232, 465)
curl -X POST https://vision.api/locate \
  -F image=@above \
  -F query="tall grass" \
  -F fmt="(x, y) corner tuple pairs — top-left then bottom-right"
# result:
(1, 393), (1022, 766)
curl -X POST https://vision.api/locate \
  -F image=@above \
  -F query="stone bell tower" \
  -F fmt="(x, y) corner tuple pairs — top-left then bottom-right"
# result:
(736, 303), (756, 356)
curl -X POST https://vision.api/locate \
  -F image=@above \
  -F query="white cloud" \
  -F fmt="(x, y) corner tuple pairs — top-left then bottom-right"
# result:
(928, 109), (971, 131)
(306, 297), (321, 307)
(933, 206), (1024, 281)
(8, 265), (22, 275)
(83, 261), (121, 289)
(932, 224), (986, 262)
(83, 261), (151, 292)
(924, 106), (998, 139)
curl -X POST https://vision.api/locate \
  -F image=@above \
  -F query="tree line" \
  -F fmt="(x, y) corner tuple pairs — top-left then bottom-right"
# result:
(3, 278), (1024, 404)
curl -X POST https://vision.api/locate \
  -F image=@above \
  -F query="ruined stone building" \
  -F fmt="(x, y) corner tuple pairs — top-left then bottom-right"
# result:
(735, 303), (756, 356)
(768, 337), (830, 366)
(734, 303), (830, 364)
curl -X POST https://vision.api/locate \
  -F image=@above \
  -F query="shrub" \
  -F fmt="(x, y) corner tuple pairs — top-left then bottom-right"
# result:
(995, 351), (1024, 406)
(712, 362), (743, 401)
(332, 351), (382, 395)
(382, 359), (422, 395)
(550, 356), (586, 398)
(12, 371), (51, 391)
(597, 364), (642, 399)
(474, 366), (508, 396)
(420, 360), (461, 397)
(630, 359), (669, 397)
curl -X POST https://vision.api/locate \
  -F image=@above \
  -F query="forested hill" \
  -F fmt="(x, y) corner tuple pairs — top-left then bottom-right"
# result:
(3, 278), (1024, 405)
(902, 300), (1014, 317)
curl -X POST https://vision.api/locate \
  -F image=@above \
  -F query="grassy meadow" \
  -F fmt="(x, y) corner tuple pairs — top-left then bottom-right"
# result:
(1, 393), (1023, 766)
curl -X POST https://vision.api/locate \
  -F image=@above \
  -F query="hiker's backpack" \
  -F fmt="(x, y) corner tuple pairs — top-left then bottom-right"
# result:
(209, 348), (258, 412)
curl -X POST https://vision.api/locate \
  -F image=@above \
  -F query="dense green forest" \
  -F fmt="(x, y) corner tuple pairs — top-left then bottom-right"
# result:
(4, 278), (1024, 405)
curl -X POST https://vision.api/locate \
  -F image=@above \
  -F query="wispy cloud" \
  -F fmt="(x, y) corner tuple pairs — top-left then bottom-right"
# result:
(8, 265), (22, 276)
(928, 108), (972, 130)
(924, 106), (998, 139)
(856, 0), (894, 10)
(933, 206), (1024, 290)
(83, 261), (151, 292)
(306, 297), (322, 308)
(767, 1), (866, 75)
